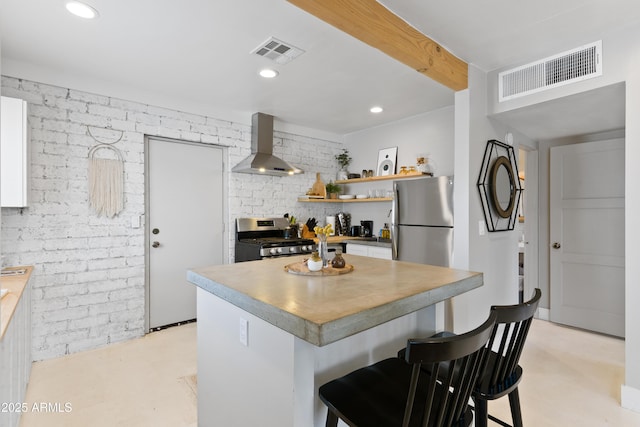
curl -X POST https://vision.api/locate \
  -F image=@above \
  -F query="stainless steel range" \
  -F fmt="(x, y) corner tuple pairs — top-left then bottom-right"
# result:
(235, 217), (316, 262)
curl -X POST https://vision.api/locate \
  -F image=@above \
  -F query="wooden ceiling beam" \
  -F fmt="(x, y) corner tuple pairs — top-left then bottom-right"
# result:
(287, 0), (468, 91)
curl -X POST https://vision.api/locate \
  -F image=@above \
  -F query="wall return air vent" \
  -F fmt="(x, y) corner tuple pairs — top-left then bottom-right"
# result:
(499, 41), (602, 102)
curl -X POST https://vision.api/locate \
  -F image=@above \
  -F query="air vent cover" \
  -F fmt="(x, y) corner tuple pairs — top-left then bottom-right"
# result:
(499, 41), (602, 102)
(251, 37), (305, 65)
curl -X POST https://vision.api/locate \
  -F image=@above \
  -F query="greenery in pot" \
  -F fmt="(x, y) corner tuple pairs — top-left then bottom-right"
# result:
(335, 149), (352, 170)
(326, 181), (341, 198)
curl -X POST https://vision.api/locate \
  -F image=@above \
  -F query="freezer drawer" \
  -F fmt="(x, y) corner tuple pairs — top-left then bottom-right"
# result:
(394, 225), (453, 267)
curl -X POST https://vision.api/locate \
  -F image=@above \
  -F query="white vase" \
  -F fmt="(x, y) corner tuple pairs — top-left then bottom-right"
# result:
(337, 169), (348, 181)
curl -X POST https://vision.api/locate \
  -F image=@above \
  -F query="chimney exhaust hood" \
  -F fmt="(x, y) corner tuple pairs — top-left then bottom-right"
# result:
(232, 113), (303, 176)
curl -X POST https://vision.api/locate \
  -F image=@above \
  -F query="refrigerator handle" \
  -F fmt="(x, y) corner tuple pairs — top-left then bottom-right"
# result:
(391, 182), (399, 260)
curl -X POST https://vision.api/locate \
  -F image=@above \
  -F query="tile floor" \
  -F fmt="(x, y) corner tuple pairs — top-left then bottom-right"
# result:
(18, 323), (197, 427)
(16, 319), (640, 426)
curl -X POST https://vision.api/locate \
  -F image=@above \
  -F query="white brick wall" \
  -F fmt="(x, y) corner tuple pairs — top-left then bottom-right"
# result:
(1, 76), (344, 360)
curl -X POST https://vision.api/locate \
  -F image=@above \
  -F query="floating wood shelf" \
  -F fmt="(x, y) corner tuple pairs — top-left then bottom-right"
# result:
(298, 197), (392, 203)
(335, 172), (430, 184)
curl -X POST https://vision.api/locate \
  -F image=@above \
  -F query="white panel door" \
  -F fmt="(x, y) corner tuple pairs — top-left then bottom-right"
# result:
(550, 139), (624, 337)
(147, 138), (224, 329)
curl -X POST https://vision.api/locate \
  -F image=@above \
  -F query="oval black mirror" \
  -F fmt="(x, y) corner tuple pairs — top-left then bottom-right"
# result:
(490, 156), (516, 218)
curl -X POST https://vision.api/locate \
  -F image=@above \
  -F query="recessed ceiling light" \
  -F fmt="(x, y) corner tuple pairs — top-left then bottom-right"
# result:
(65, 1), (99, 19)
(259, 69), (279, 78)
(370, 106), (384, 113)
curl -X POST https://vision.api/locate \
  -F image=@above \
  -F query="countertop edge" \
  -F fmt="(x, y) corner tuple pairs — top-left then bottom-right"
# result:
(0, 266), (34, 341)
(188, 270), (316, 342)
(188, 268), (483, 347)
(317, 273), (482, 346)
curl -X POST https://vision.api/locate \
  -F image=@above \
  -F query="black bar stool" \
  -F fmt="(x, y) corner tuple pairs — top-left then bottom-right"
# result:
(319, 312), (498, 427)
(399, 289), (542, 427)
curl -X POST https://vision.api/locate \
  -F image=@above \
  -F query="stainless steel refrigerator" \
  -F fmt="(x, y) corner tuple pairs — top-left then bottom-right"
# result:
(392, 175), (455, 329)
(391, 175), (454, 266)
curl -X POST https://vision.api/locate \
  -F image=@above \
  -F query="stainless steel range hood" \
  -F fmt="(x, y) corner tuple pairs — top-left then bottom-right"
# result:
(232, 113), (303, 176)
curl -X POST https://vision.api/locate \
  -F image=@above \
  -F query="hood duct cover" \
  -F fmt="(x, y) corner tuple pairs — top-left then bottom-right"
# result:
(232, 113), (303, 176)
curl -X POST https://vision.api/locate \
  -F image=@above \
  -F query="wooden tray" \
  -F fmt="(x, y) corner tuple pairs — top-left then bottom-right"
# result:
(284, 261), (354, 276)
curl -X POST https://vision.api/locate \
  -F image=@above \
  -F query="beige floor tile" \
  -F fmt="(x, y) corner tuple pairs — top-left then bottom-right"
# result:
(486, 319), (640, 426)
(19, 323), (197, 427)
(16, 318), (640, 426)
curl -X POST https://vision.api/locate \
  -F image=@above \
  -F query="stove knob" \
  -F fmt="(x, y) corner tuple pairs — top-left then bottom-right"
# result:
(302, 245), (309, 251)
(276, 247), (283, 254)
(269, 248), (277, 255)
(289, 247), (296, 253)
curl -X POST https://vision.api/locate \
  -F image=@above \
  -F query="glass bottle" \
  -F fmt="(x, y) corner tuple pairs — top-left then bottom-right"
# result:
(381, 223), (390, 240)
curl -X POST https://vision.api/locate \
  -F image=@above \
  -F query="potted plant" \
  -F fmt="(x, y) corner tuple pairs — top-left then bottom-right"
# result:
(335, 149), (352, 181)
(326, 181), (341, 199)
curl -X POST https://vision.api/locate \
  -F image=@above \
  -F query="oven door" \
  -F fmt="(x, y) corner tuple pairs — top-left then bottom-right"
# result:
(235, 242), (261, 262)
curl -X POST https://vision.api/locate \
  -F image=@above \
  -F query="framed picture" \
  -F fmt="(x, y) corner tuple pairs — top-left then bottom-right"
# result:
(377, 147), (397, 176)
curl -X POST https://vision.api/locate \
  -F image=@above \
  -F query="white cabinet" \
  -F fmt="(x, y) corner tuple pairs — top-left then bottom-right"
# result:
(345, 244), (369, 257)
(0, 274), (32, 427)
(346, 243), (392, 260)
(370, 246), (393, 260)
(1, 96), (29, 207)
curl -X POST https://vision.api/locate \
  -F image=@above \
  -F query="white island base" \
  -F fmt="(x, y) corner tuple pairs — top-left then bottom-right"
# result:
(197, 287), (436, 427)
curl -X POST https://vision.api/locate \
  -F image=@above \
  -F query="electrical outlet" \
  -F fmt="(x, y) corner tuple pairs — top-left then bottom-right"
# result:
(239, 318), (248, 346)
(479, 220), (486, 236)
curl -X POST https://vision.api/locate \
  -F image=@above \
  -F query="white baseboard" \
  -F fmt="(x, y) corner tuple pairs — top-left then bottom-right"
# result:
(622, 385), (640, 413)
(535, 308), (550, 321)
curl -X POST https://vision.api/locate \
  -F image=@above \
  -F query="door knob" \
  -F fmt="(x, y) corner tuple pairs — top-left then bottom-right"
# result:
(552, 242), (561, 249)
(152, 241), (160, 248)
(152, 228), (160, 235)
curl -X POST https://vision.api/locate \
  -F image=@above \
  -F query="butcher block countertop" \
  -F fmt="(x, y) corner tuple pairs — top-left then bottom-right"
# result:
(1, 266), (33, 340)
(188, 255), (482, 346)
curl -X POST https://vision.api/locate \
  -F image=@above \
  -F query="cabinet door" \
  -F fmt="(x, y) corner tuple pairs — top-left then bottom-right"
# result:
(1, 96), (29, 207)
(346, 244), (368, 256)
(346, 243), (392, 260)
(369, 247), (392, 260)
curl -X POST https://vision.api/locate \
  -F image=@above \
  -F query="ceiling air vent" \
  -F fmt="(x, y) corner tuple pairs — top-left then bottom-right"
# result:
(499, 41), (602, 102)
(251, 37), (305, 65)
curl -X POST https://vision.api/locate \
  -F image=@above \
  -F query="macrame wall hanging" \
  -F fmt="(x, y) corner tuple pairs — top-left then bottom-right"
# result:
(87, 126), (124, 218)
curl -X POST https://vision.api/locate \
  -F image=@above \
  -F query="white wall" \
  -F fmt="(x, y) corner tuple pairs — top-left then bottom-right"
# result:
(0, 76), (343, 360)
(0, 12), (3, 287)
(345, 107), (455, 177)
(342, 107), (455, 234)
(624, 30), (640, 410)
(486, 21), (640, 409)
(452, 65), (537, 333)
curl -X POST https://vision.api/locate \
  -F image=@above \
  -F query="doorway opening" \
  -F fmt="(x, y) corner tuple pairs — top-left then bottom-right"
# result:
(518, 147), (539, 307)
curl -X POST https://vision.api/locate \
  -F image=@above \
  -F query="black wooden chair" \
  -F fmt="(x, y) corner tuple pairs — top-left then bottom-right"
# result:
(471, 288), (541, 427)
(398, 289), (542, 427)
(318, 312), (497, 427)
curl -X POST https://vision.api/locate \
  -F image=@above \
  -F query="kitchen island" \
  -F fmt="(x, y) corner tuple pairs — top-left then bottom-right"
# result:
(188, 254), (482, 427)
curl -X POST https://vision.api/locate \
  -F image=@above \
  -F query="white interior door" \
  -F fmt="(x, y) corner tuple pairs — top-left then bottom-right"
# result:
(550, 138), (625, 337)
(147, 137), (224, 330)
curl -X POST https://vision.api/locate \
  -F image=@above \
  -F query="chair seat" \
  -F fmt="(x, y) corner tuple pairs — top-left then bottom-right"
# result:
(475, 360), (523, 400)
(319, 357), (473, 427)
(400, 345), (525, 401)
